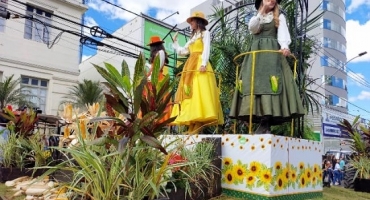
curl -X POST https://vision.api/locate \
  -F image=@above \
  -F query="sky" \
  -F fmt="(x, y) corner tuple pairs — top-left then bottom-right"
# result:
(81, 0), (370, 120)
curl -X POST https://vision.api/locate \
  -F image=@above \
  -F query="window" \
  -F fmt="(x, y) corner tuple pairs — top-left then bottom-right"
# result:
(320, 55), (345, 70)
(224, 5), (233, 13)
(24, 5), (52, 43)
(325, 94), (347, 108)
(322, 0), (345, 19)
(322, 19), (345, 36)
(21, 76), (48, 113)
(0, 0), (8, 32)
(322, 75), (346, 89)
(322, 37), (346, 53)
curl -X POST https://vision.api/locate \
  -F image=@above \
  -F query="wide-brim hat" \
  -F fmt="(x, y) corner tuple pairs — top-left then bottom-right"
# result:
(147, 36), (164, 46)
(186, 11), (209, 25)
(255, 0), (282, 10)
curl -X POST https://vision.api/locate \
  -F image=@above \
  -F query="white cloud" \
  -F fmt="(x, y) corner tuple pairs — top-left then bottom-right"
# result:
(346, 19), (370, 63)
(87, 0), (208, 25)
(83, 16), (99, 36)
(349, 90), (370, 102)
(347, 0), (370, 13)
(81, 55), (92, 62)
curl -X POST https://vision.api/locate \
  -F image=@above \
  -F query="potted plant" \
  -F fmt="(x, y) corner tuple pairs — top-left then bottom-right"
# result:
(351, 156), (370, 193)
(339, 116), (370, 193)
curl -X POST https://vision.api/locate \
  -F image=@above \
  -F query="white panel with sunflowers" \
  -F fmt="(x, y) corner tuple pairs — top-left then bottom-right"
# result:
(163, 134), (323, 197)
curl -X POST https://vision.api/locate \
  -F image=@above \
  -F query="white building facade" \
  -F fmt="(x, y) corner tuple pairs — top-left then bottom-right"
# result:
(0, 0), (87, 115)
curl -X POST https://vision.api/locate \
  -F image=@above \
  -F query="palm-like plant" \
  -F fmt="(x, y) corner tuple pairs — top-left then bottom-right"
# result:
(0, 74), (31, 109)
(61, 79), (104, 109)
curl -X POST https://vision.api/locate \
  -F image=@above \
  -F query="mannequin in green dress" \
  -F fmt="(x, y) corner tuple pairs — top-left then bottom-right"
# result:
(229, 0), (305, 133)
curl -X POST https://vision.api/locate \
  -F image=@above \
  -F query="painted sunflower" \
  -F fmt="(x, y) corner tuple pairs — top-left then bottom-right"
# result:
(260, 169), (272, 185)
(312, 175), (317, 185)
(299, 173), (307, 188)
(249, 161), (261, 176)
(282, 167), (290, 182)
(290, 170), (298, 183)
(298, 162), (305, 171)
(274, 161), (283, 171)
(275, 174), (285, 191)
(305, 168), (313, 182)
(313, 164), (320, 175)
(224, 169), (235, 185)
(233, 163), (247, 181)
(223, 157), (233, 166)
(246, 174), (256, 186)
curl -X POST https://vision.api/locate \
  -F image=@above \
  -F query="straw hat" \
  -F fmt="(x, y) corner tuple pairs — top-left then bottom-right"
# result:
(186, 11), (209, 25)
(147, 36), (164, 46)
(255, 0), (282, 9)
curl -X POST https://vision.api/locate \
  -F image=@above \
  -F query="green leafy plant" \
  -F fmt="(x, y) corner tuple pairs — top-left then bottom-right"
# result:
(339, 116), (370, 156)
(0, 108), (39, 138)
(90, 53), (176, 154)
(38, 54), (189, 200)
(0, 75), (32, 109)
(17, 132), (51, 167)
(168, 139), (219, 198)
(60, 79), (104, 109)
(351, 156), (370, 179)
(0, 131), (26, 168)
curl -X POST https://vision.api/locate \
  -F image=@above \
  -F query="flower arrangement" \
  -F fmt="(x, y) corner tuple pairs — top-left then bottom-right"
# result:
(222, 158), (322, 191)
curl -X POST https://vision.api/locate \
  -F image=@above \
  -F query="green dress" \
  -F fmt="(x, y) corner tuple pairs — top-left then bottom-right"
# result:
(229, 19), (305, 125)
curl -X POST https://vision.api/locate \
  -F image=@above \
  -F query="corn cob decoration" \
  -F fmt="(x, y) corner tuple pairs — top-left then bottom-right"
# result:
(270, 75), (279, 93)
(237, 80), (243, 93)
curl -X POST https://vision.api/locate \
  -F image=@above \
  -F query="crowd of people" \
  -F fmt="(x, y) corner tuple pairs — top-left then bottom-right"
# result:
(322, 154), (347, 187)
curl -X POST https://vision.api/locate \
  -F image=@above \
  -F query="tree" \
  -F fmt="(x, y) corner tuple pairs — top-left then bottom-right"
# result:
(61, 79), (104, 109)
(0, 74), (31, 109)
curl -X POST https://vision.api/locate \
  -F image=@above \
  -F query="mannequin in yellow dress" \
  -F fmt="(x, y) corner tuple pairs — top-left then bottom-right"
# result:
(171, 11), (224, 133)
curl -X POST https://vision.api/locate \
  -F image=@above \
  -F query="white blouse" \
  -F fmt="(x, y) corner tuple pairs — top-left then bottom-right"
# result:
(248, 12), (291, 50)
(172, 30), (211, 67)
(146, 50), (166, 77)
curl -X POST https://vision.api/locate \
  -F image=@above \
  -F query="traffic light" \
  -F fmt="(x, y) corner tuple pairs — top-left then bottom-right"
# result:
(0, 10), (10, 19)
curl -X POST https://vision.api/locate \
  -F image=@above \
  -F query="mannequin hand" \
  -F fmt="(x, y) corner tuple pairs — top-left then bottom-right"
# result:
(280, 48), (291, 57)
(199, 65), (206, 72)
(173, 32), (178, 42)
(259, 4), (268, 14)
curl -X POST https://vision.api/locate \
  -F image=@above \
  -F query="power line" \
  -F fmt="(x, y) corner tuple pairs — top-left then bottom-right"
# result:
(312, 81), (370, 118)
(99, 0), (142, 18)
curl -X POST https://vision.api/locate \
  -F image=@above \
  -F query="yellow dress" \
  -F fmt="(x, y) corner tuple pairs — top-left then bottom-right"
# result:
(170, 37), (224, 126)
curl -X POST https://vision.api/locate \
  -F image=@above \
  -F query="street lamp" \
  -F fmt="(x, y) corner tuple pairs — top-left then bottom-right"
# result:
(316, 51), (368, 90)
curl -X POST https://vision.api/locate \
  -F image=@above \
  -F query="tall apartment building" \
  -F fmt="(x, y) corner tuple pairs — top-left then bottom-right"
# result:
(306, 0), (349, 151)
(0, 0), (88, 115)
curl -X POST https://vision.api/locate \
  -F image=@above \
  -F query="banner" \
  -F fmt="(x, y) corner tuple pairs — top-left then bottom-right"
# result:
(143, 20), (188, 76)
(321, 108), (367, 138)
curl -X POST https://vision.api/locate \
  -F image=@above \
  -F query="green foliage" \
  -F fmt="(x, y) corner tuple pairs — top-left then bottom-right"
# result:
(91, 53), (176, 154)
(0, 132), (26, 168)
(61, 79), (104, 109)
(0, 108), (39, 137)
(0, 75), (33, 109)
(17, 132), (51, 167)
(339, 116), (370, 157)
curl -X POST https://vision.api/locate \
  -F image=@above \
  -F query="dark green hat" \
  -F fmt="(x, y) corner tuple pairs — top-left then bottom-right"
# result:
(255, 0), (282, 10)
